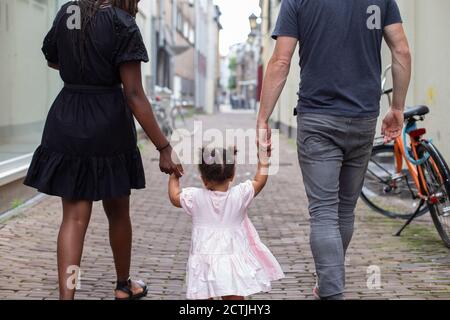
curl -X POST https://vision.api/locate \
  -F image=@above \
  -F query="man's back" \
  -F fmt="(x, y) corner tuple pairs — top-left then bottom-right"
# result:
(272, 0), (402, 118)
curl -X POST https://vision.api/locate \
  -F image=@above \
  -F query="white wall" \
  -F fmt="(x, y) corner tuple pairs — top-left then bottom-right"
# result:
(383, 0), (450, 159)
(205, 0), (219, 114)
(0, 0), (61, 128)
(136, 0), (154, 94)
(0, 0), (154, 128)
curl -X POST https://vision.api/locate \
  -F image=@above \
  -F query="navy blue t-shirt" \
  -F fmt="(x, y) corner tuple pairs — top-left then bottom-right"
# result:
(272, 0), (402, 118)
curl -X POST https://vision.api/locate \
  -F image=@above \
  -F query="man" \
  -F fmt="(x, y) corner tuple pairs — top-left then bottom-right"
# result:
(257, 0), (411, 299)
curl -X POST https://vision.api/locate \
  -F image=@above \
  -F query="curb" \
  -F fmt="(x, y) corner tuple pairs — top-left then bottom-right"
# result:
(0, 194), (47, 224)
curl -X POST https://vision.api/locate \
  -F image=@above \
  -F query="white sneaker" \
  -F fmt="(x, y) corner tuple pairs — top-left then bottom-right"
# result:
(313, 272), (320, 300)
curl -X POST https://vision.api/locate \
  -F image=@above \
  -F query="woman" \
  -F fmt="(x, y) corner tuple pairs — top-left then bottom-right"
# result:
(24, 0), (182, 300)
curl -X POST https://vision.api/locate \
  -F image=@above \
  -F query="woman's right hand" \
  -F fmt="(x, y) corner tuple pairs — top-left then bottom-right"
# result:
(159, 146), (184, 178)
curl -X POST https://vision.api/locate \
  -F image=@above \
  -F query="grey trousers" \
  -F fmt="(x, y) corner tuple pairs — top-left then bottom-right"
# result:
(297, 113), (377, 299)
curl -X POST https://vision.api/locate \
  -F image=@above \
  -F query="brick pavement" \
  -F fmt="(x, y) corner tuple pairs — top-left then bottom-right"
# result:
(0, 113), (449, 300)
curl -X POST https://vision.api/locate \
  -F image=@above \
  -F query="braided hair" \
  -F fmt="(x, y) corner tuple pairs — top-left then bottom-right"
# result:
(110, 0), (140, 16)
(74, 0), (139, 76)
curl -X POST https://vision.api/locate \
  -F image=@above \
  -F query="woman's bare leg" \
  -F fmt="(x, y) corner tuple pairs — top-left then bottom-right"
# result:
(58, 199), (93, 300)
(103, 196), (144, 298)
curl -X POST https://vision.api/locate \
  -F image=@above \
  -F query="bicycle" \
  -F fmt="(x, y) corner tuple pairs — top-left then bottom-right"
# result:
(361, 66), (450, 247)
(152, 96), (173, 138)
(170, 98), (188, 130)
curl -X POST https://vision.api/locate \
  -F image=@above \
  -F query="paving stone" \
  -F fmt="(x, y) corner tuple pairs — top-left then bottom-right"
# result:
(0, 114), (449, 300)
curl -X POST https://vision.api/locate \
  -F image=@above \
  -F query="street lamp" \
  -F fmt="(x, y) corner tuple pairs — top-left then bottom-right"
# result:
(249, 13), (258, 33)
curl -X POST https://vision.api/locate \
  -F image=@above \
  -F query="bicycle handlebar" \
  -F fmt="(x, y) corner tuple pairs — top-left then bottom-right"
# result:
(382, 88), (393, 96)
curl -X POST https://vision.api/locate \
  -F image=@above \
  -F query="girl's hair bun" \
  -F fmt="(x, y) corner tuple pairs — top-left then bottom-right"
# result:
(199, 146), (237, 183)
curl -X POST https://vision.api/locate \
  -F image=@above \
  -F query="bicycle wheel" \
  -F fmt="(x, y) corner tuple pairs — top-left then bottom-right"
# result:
(361, 144), (428, 219)
(170, 106), (187, 130)
(417, 141), (450, 248)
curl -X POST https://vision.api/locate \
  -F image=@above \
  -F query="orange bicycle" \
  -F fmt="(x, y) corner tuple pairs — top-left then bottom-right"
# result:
(361, 67), (450, 247)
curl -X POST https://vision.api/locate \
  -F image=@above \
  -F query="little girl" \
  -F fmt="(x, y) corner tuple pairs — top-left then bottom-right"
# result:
(168, 147), (284, 300)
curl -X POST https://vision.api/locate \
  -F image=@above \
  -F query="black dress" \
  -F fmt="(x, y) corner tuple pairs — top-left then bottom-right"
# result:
(24, 3), (149, 201)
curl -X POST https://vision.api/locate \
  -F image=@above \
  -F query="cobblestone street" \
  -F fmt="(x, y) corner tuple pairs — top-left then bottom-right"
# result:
(0, 113), (449, 300)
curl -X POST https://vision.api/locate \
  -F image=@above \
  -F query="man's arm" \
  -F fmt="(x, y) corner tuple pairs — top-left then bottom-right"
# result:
(382, 23), (412, 143)
(384, 23), (412, 112)
(257, 37), (298, 149)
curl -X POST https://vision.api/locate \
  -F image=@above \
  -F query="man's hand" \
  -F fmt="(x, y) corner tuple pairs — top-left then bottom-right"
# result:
(382, 107), (404, 144)
(256, 120), (272, 158)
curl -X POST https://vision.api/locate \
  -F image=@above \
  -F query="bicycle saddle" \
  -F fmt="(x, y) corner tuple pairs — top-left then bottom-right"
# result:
(404, 105), (429, 119)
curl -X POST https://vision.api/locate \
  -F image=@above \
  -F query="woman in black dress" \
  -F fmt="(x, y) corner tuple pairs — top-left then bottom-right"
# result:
(24, 0), (183, 300)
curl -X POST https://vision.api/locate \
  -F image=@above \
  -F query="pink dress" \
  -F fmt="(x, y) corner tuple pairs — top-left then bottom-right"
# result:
(180, 180), (285, 300)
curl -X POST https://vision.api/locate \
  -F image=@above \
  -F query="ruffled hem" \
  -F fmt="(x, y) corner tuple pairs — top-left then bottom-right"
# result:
(24, 145), (146, 201)
(243, 216), (285, 281)
(186, 251), (273, 300)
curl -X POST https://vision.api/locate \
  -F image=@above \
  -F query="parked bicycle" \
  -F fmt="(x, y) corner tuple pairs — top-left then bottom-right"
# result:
(361, 65), (450, 247)
(170, 98), (188, 130)
(152, 96), (173, 138)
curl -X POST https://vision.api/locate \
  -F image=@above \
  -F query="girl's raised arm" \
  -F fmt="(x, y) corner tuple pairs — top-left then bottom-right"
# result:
(169, 174), (182, 208)
(252, 158), (270, 197)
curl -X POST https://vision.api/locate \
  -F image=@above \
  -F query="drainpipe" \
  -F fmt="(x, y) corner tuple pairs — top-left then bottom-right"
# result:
(159, 0), (164, 47)
(194, 0), (201, 110)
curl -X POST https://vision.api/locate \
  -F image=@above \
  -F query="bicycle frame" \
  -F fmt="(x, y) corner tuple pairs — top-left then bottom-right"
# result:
(381, 65), (444, 203)
(393, 123), (444, 202)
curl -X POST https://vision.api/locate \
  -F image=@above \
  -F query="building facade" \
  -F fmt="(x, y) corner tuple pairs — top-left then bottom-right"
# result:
(173, 0), (196, 105)
(154, 0), (221, 112)
(204, 3), (222, 114)
(194, 0), (221, 113)
(225, 14), (262, 111)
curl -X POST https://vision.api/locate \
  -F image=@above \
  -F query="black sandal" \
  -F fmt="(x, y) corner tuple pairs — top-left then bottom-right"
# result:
(115, 278), (148, 300)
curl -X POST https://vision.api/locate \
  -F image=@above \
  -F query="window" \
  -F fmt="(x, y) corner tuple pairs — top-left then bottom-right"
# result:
(176, 9), (183, 32)
(189, 27), (195, 44)
(183, 21), (189, 38)
(0, 0), (59, 183)
(0, 0), (10, 32)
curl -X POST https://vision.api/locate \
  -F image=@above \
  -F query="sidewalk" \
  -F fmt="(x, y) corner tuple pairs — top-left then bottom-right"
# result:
(0, 113), (449, 300)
